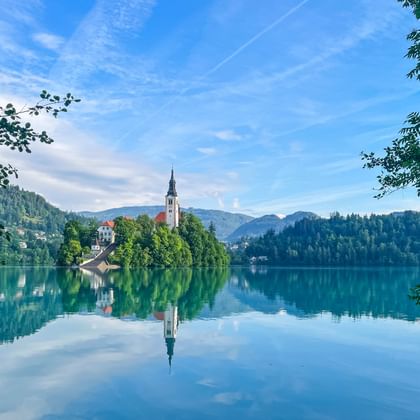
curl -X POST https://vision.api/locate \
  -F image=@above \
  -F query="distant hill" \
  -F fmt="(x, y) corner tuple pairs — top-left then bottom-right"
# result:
(0, 186), (90, 265)
(80, 206), (254, 240)
(227, 211), (318, 242)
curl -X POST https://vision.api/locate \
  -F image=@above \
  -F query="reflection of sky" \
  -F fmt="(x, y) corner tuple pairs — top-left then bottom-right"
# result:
(0, 312), (420, 419)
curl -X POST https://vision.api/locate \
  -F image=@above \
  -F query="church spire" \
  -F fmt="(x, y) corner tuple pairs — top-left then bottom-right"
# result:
(166, 337), (175, 371)
(167, 168), (177, 197)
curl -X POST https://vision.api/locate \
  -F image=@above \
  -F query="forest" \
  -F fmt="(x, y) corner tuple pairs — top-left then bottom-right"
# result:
(232, 211), (420, 266)
(0, 185), (90, 265)
(58, 213), (230, 267)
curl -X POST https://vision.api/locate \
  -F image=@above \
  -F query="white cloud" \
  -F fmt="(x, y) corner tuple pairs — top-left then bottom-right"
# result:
(211, 129), (242, 141)
(33, 32), (65, 50)
(197, 147), (217, 156)
(232, 198), (240, 209)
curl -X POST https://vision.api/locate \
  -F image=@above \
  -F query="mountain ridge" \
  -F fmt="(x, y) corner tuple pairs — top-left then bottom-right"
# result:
(226, 211), (318, 242)
(79, 206), (254, 240)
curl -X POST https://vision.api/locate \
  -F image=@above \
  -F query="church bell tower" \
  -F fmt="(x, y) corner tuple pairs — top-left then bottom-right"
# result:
(165, 168), (180, 229)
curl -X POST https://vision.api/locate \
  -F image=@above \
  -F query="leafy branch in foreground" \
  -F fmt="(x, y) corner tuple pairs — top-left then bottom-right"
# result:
(0, 90), (81, 188)
(362, 0), (420, 198)
(361, 112), (420, 198)
(0, 90), (80, 239)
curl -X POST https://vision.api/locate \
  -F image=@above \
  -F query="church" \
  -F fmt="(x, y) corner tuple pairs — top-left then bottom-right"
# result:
(155, 169), (180, 229)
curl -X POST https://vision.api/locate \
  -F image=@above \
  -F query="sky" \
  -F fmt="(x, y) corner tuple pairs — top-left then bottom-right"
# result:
(0, 0), (419, 216)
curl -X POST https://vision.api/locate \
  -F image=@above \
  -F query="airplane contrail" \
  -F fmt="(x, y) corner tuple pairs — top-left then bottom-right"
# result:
(115, 0), (311, 146)
(203, 0), (310, 78)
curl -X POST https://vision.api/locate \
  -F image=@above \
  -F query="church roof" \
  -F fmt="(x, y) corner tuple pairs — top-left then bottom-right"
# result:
(167, 169), (177, 197)
(155, 211), (166, 223)
(153, 311), (165, 320)
(101, 221), (115, 228)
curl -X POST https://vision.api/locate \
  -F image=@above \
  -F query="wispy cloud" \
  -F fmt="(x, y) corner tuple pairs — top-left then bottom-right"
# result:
(211, 129), (242, 141)
(33, 32), (65, 51)
(197, 147), (217, 156)
(50, 0), (157, 88)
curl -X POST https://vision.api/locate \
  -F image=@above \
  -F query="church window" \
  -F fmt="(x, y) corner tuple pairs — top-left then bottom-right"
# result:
(168, 199), (173, 205)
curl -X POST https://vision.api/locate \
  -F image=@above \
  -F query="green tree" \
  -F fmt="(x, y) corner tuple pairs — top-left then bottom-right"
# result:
(0, 91), (80, 239)
(0, 91), (80, 188)
(362, 0), (420, 197)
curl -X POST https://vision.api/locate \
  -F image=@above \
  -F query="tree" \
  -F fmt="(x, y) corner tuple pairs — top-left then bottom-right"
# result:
(209, 221), (216, 237)
(362, 0), (420, 198)
(0, 91), (80, 238)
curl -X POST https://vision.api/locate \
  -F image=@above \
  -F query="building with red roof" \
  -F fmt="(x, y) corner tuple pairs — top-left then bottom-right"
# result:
(155, 211), (166, 224)
(97, 220), (115, 244)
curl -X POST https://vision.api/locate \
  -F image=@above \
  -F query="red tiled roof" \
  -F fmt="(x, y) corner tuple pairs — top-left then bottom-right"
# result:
(101, 221), (115, 228)
(155, 211), (166, 223)
(154, 312), (164, 321)
(102, 306), (113, 314)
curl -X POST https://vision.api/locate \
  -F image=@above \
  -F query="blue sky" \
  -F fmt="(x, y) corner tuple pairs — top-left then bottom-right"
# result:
(0, 0), (419, 216)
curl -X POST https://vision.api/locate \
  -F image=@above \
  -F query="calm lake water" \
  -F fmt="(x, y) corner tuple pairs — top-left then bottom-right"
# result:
(0, 267), (419, 419)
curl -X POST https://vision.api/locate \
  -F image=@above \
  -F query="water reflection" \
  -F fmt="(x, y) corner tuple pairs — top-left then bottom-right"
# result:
(0, 266), (419, 346)
(231, 267), (420, 320)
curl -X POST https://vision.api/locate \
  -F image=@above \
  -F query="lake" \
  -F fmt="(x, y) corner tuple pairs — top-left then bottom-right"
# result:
(0, 267), (419, 419)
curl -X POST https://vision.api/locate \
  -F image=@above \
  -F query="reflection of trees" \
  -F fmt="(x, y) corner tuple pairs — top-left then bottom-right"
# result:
(178, 268), (229, 320)
(57, 268), (229, 321)
(57, 269), (97, 313)
(0, 268), (62, 343)
(409, 285), (420, 305)
(0, 267), (230, 343)
(234, 267), (420, 320)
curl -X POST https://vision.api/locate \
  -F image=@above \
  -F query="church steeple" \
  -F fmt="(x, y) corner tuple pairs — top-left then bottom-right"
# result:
(167, 168), (177, 197)
(166, 337), (175, 369)
(165, 168), (180, 228)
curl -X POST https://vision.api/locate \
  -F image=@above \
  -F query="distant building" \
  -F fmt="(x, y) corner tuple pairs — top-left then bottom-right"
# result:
(97, 221), (115, 244)
(155, 169), (180, 229)
(19, 241), (27, 249)
(35, 232), (47, 241)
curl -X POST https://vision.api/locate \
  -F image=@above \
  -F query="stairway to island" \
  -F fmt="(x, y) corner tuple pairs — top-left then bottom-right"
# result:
(80, 243), (119, 271)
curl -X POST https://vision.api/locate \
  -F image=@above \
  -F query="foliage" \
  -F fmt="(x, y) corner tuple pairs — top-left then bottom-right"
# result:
(0, 185), (91, 265)
(236, 212), (420, 266)
(0, 91), (80, 188)
(178, 213), (229, 266)
(362, 0), (420, 197)
(57, 220), (98, 266)
(0, 91), (80, 240)
(109, 213), (228, 268)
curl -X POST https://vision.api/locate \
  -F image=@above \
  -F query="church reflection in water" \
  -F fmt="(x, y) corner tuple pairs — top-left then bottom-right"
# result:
(154, 304), (179, 368)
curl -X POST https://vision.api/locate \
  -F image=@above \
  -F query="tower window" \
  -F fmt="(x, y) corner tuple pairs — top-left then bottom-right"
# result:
(168, 199), (173, 205)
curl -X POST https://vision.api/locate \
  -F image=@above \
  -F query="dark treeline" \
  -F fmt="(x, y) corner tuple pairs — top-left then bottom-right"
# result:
(0, 185), (91, 265)
(238, 212), (420, 266)
(232, 267), (420, 321)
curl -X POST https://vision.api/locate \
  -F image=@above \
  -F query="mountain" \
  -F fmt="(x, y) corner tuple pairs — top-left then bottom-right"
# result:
(226, 211), (318, 242)
(79, 206), (254, 240)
